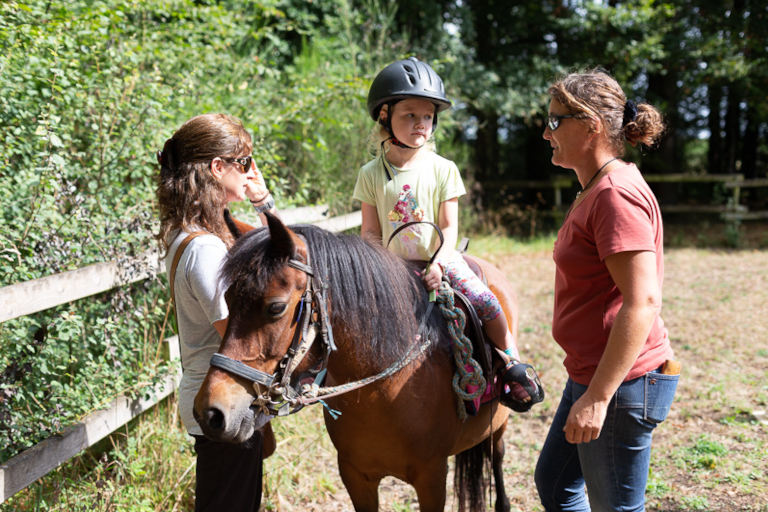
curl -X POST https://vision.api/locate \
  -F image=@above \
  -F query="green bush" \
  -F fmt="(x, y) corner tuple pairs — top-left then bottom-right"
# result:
(0, 0), (399, 462)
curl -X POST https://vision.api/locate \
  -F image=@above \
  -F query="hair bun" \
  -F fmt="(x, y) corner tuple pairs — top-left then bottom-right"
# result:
(622, 99), (638, 127)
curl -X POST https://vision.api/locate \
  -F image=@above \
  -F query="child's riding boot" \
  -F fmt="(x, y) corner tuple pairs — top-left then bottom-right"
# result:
(500, 360), (544, 412)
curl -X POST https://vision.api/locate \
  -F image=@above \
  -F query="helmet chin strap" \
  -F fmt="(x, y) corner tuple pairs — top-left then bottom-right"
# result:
(380, 100), (436, 151)
(388, 135), (423, 150)
(379, 138), (423, 182)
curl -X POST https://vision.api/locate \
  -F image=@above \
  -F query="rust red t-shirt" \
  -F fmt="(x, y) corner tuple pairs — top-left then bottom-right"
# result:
(552, 162), (673, 385)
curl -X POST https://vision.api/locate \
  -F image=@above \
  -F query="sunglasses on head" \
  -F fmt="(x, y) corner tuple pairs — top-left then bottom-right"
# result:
(546, 113), (589, 131)
(220, 155), (252, 173)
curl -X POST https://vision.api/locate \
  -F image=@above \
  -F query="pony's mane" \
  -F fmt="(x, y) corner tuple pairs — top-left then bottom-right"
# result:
(220, 224), (446, 366)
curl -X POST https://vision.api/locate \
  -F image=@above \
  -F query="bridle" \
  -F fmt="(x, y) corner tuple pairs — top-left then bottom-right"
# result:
(209, 241), (337, 417)
(208, 228), (440, 419)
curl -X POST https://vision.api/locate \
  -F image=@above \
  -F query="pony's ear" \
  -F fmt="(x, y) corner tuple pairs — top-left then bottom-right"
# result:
(224, 209), (257, 239)
(265, 211), (295, 259)
(223, 209), (242, 239)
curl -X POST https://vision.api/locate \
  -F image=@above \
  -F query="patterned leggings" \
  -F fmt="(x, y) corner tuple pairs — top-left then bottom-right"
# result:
(441, 255), (502, 322)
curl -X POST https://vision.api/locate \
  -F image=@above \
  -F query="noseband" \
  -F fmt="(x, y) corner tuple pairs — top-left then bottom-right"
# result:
(209, 246), (337, 417)
(209, 234), (437, 419)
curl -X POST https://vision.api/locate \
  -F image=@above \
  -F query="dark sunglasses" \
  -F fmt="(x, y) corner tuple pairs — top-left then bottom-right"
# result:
(547, 113), (589, 131)
(220, 155), (252, 173)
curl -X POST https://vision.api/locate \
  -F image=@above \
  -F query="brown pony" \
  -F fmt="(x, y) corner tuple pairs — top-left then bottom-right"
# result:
(193, 213), (517, 512)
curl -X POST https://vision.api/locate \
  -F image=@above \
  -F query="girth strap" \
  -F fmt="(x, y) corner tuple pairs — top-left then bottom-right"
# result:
(210, 353), (275, 387)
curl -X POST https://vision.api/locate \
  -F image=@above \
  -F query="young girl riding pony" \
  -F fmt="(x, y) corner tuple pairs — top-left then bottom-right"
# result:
(353, 57), (543, 412)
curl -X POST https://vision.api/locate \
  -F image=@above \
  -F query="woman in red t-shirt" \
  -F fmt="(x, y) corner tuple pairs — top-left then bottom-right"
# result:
(534, 70), (679, 511)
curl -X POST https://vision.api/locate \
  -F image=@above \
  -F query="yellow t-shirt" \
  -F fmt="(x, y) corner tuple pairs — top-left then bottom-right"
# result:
(353, 151), (466, 260)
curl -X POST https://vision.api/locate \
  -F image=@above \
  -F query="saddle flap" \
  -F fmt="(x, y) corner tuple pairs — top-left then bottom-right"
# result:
(461, 254), (486, 286)
(452, 289), (493, 384)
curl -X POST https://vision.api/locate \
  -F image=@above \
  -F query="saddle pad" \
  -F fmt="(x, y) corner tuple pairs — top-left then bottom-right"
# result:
(464, 365), (502, 416)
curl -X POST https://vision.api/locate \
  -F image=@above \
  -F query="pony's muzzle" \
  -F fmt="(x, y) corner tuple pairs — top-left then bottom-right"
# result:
(200, 406), (226, 432)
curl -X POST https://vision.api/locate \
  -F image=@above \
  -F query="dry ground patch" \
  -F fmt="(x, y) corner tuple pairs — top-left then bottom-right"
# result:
(5, 233), (766, 511)
(261, 239), (768, 511)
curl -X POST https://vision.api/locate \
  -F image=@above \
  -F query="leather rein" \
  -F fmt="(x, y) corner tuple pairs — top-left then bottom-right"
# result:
(208, 224), (443, 418)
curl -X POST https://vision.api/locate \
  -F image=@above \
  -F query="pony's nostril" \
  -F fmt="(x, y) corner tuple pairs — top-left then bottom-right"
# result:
(204, 408), (225, 431)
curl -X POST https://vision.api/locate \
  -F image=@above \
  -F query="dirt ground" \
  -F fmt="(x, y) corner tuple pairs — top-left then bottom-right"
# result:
(262, 227), (768, 511)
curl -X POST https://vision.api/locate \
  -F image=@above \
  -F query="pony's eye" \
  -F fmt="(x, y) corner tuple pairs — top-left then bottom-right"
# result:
(266, 302), (288, 317)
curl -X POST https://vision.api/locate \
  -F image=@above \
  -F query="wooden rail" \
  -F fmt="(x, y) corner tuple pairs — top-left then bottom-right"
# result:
(0, 205), (361, 503)
(0, 205), (331, 323)
(494, 173), (767, 221)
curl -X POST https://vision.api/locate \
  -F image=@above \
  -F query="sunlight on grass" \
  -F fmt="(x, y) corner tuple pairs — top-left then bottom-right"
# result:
(685, 434), (728, 470)
(680, 495), (710, 510)
(646, 475), (671, 497)
(466, 234), (557, 256)
(2, 399), (196, 512)
(5, 240), (768, 510)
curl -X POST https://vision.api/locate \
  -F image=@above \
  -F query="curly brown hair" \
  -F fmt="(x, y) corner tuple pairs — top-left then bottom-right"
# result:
(548, 69), (666, 155)
(156, 113), (252, 251)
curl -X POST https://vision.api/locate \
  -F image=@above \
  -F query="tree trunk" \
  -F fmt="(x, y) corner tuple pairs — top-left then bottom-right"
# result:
(472, 109), (500, 187)
(646, 70), (682, 174)
(723, 0), (746, 175)
(707, 84), (723, 174)
(723, 84), (741, 174)
(741, 105), (758, 179)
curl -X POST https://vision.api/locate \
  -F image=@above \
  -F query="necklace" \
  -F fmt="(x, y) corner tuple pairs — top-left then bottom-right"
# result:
(576, 157), (618, 198)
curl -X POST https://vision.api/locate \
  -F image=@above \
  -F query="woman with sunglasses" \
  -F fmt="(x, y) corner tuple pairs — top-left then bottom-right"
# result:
(156, 113), (276, 511)
(535, 70), (679, 511)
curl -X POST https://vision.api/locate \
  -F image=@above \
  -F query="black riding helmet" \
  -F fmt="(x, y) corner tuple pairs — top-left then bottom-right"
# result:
(367, 57), (451, 136)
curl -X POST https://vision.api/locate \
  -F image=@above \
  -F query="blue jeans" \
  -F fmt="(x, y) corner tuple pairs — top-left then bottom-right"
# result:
(535, 367), (678, 511)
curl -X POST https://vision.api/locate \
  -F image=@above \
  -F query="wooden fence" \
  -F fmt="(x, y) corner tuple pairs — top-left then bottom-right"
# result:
(498, 173), (768, 221)
(0, 205), (361, 503)
(2, 173), (764, 501)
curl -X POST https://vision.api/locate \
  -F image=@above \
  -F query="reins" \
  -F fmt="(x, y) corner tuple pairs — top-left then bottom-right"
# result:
(388, 221), (487, 420)
(208, 235), (435, 418)
(209, 222), (486, 422)
(435, 280), (487, 421)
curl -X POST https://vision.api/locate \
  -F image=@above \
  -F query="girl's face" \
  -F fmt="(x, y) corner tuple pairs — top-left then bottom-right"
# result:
(214, 155), (257, 204)
(388, 98), (436, 147)
(542, 98), (592, 170)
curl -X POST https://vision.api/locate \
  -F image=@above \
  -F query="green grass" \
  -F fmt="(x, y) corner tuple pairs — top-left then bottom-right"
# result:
(2, 399), (196, 512)
(5, 236), (768, 511)
(468, 233), (557, 255)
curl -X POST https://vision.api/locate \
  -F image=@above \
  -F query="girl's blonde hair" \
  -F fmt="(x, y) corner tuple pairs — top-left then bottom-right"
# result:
(548, 69), (666, 155)
(156, 113), (252, 251)
(367, 102), (437, 157)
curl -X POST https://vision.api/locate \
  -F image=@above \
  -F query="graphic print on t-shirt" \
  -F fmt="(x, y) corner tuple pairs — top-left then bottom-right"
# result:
(387, 184), (424, 259)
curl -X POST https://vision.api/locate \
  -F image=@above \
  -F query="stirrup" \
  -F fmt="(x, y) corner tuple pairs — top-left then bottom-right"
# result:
(499, 360), (544, 413)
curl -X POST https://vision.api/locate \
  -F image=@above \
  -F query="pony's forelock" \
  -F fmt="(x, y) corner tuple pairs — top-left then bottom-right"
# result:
(220, 224), (445, 367)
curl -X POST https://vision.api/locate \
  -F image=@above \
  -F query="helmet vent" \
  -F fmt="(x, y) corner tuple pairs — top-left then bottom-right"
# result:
(403, 64), (417, 85)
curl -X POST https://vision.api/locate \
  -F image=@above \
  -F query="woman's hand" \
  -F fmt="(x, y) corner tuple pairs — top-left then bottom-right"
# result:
(422, 263), (443, 291)
(245, 163), (270, 204)
(563, 392), (609, 444)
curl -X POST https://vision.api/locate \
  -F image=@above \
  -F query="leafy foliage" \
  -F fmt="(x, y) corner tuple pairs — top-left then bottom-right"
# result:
(1, 0), (767, 470)
(0, 0), (392, 462)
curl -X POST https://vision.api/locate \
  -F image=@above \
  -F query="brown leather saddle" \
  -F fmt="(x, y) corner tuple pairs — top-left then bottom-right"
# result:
(389, 225), (501, 410)
(453, 253), (496, 388)
(412, 249), (497, 389)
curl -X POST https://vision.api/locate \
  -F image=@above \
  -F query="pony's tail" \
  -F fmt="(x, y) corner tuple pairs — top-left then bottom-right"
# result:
(454, 438), (489, 512)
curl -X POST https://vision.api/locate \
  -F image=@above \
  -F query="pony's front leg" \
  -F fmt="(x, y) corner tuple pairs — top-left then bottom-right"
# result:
(338, 456), (382, 512)
(411, 458), (449, 512)
(488, 423), (511, 512)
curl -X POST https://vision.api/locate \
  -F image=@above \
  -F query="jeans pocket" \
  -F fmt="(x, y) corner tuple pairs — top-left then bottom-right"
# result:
(644, 372), (679, 423)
